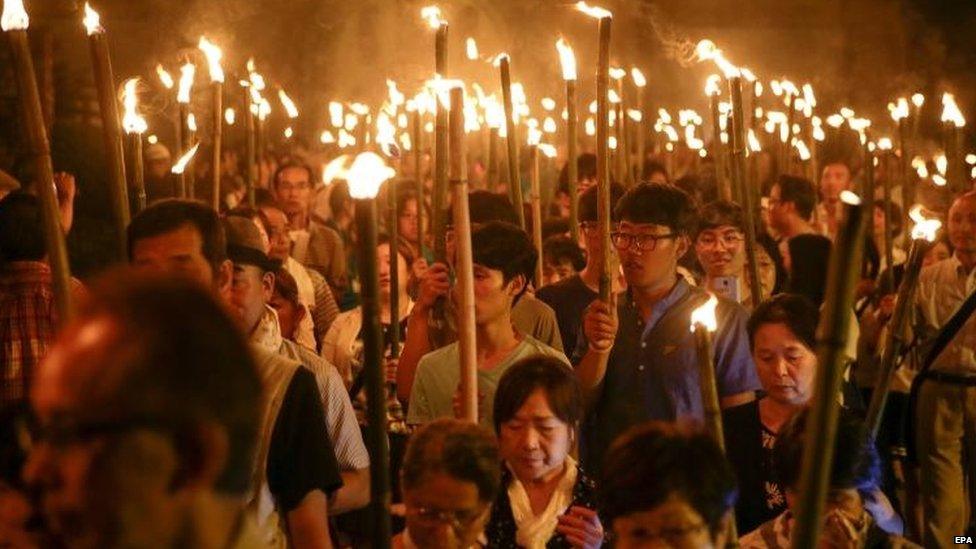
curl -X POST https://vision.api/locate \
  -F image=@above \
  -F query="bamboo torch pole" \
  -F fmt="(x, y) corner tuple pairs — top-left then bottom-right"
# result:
(528, 134), (544, 288)
(5, 0), (73, 322)
(577, 3), (613, 302)
(499, 54), (525, 228)
(432, 16), (450, 262)
(347, 152), (395, 549)
(864, 208), (941, 437)
(690, 293), (738, 542)
(120, 78), (147, 213)
(557, 38), (580, 242)
(177, 62), (194, 198)
(632, 68), (647, 184)
(245, 89), (256, 207)
(728, 75), (763, 310)
(707, 76), (731, 201)
(449, 87), (478, 423)
(82, 3), (128, 257)
(199, 37), (224, 212)
(791, 191), (867, 549)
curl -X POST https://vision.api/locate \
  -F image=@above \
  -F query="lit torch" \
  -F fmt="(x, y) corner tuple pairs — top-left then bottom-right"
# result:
(199, 36), (224, 211)
(422, 5), (450, 258)
(5, 0), (73, 320)
(122, 78), (148, 212)
(864, 204), (941, 438)
(345, 151), (396, 548)
(83, 1), (130, 255)
(941, 92), (966, 192)
(576, 0), (614, 303)
(497, 53), (525, 228)
(557, 37), (580, 241)
(177, 62), (196, 198)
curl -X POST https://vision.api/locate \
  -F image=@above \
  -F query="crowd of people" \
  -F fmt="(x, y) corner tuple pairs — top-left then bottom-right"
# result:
(0, 133), (972, 549)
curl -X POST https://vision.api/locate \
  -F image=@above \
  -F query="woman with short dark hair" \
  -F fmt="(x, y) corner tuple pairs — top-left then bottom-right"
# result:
(600, 422), (738, 549)
(485, 356), (605, 548)
(395, 418), (500, 549)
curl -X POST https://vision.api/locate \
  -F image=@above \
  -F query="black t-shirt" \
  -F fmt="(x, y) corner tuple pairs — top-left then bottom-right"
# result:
(267, 367), (344, 513)
(536, 274), (598, 358)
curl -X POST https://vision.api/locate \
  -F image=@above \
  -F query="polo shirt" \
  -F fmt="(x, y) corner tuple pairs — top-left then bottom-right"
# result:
(572, 277), (760, 471)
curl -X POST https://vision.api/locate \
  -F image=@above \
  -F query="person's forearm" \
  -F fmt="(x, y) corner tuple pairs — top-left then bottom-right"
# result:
(397, 305), (432, 403)
(329, 468), (370, 515)
(575, 349), (609, 402)
(287, 490), (332, 549)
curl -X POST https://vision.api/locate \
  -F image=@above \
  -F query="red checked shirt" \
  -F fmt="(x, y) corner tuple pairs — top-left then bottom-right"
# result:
(0, 261), (78, 407)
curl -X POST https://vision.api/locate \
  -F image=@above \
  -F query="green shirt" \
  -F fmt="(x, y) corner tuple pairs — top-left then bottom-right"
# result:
(407, 335), (569, 428)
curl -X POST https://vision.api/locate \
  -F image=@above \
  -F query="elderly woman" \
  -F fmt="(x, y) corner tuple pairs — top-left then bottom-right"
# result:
(394, 418), (500, 549)
(485, 356), (604, 548)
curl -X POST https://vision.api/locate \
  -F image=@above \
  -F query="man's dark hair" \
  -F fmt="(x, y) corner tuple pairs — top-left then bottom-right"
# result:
(448, 190), (519, 226)
(396, 186), (430, 219)
(697, 200), (745, 236)
(328, 180), (352, 218)
(776, 175), (817, 220)
(542, 218), (570, 241)
(127, 199), (227, 270)
(0, 191), (45, 262)
(601, 422), (737, 534)
(471, 221), (537, 300)
(747, 293), (820, 351)
(401, 418), (500, 503)
(543, 235), (585, 272)
(873, 199), (903, 237)
(641, 159), (669, 183)
(271, 159), (316, 190)
(493, 355), (581, 434)
(578, 183), (626, 224)
(774, 410), (880, 494)
(79, 271), (262, 495)
(557, 153), (598, 193)
(614, 183), (698, 235)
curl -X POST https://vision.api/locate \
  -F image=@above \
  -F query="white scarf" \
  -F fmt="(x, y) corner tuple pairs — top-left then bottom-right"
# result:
(507, 456), (578, 549)
(250, 305), (284, 353)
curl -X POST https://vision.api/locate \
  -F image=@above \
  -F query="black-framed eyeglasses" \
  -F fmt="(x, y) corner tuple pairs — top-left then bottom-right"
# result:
(696, 231), (744, 249)
(610, 231), (677, 252)
(404, 504), (486, 532)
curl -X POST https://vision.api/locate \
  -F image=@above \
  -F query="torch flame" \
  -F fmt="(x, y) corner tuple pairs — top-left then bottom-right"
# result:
(911, 93), (925, 108)
(177, 62), (195, 104)
(278, 89), (299, 118)
(690, 293), (719, 333)
(543, 117), (557, 133)
(170, 143), (200, 174)
(555, 38), (577, 81)
(802, 83), (816, 108)
(890, 97), (909, 121)
(329, 102), (343, 127)
(748, 129), (762, 152)
(346, 152), (396, 200)
(941, 92), (965, 128)
(320, 130), (336, 144)
(627, 109), (642, 122)
(82, 3), (103, 35)
(420, 5), (445, 29)
(539, 143), (557, 158)
(156, 64), (174, 89)
(935, 154), (947, 175)
(794, 139), (811, 161)
(322, 155), (350, 185)
(527, 127), (543, 146)
(740, 68), (756, 82)
(909, 205), (942, 242)
(631, 67), (647, 88)
(932, 174), (947, 187)
(704, 74), (721, 97)
(2, 0), (28, 30)
(224, 108), (235, 125)
(376, 112), (399, 158)
(197, 37), (224, 83)
(541, 97), (556, 111)
(840, 190), (862, 206)
(912, 156), (929, 179)
(584, 117), (596, 136)
(877, 137), (893, 151)
(575, 1), (612, 19)
(121, 78), (147, 134)
(694, 39), (740, 78)
(609, 67), (626, 80)
(466, 37), (478, 60)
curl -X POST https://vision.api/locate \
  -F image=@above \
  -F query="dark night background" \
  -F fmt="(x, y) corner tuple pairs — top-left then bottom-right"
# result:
(1, 0), (974, 276)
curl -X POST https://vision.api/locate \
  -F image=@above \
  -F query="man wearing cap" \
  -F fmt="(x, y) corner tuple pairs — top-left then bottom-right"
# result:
(128, 199), (341, 548)
(223, 215), (371, 516)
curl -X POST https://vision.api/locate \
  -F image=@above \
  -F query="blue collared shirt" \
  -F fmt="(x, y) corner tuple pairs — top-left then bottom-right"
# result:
(572, 277), (760, 471)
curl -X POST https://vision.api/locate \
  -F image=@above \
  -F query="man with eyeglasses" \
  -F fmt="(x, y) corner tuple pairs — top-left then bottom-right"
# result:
(694, 200), (777, 308)
(537, 184), (626, 357)
(272, 160), (348, 304)
(573, 183), (760, 473)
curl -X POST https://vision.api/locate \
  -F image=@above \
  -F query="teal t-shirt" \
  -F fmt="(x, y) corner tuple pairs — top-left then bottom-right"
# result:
(407, 335), (569, 428)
